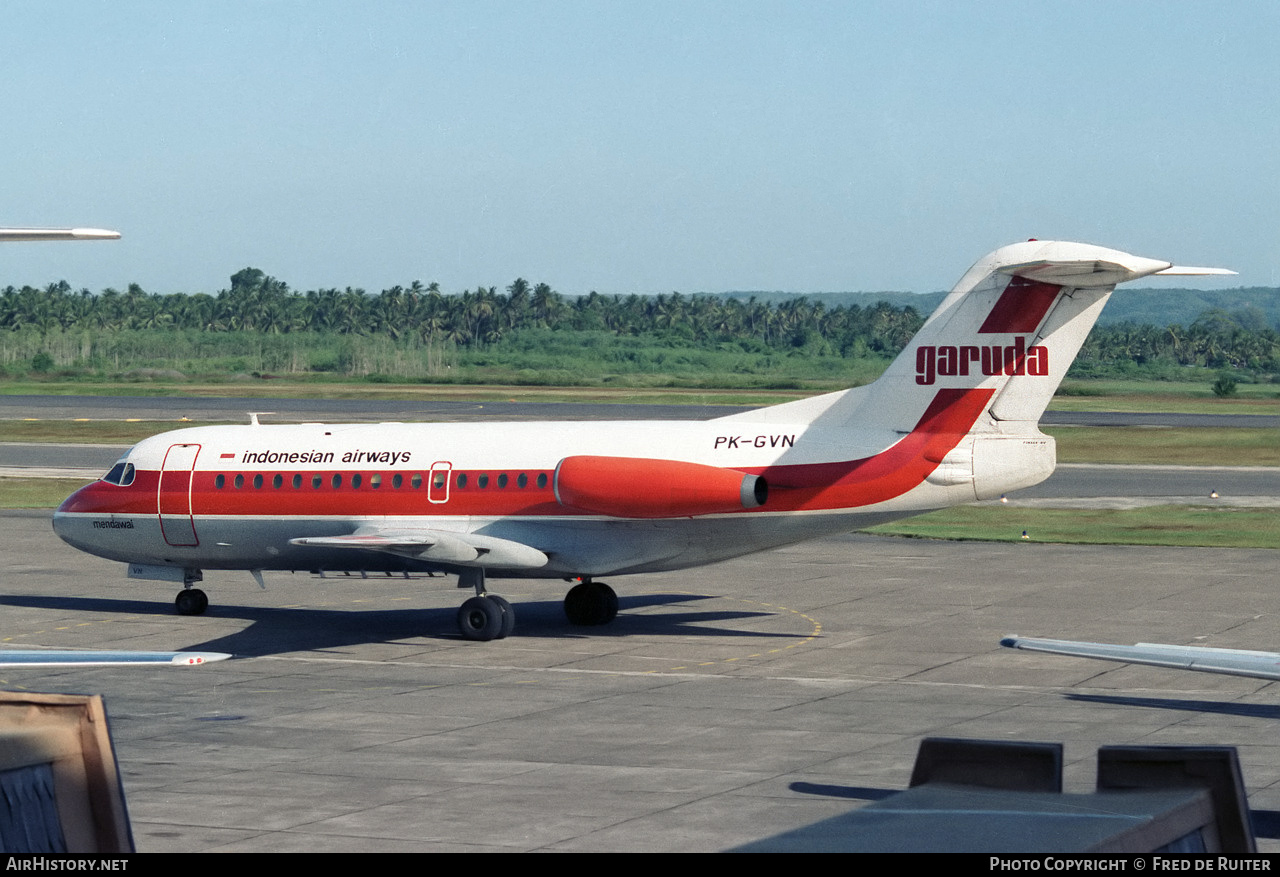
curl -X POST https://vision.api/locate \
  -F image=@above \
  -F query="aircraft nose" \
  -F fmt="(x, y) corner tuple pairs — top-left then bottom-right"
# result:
(52, 481), (118, 550)
(52, 485), (86, 544)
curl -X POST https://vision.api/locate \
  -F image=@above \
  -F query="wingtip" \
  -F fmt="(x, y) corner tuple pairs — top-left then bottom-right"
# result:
(169, 651), (232, 666)
(0, 227), (121, 242)
(69, 227), (122, 240)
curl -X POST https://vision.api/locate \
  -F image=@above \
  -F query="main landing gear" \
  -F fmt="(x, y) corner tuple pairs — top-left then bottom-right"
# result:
(564, 579), (617, 627)
(455, 569), (514, 641)
(453, 572), (619, 640)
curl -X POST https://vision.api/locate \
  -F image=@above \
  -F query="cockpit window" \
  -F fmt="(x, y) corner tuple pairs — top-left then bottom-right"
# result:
(101, 462), (136, 486)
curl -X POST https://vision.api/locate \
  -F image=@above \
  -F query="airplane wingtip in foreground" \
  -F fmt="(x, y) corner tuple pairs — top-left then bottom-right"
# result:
(0, 650), (230, 668)
(1002, 636), (1280, 682)
(51, 240), (1232, 641)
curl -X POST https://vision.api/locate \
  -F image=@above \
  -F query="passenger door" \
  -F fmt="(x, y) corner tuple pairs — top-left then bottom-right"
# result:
(158, 443), (200, 546)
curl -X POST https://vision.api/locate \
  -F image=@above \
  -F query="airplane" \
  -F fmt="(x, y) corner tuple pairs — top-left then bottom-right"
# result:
(50, 240), (1233, 641)
(1002, 636), (1280, 682)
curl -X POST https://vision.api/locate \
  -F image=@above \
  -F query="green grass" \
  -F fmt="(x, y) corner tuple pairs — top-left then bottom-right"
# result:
(0, 379), (816, 406)
(866, 505), (1280, 549)
(5, 374), (1279, 413)
(1050, 383), (1279, 415)
(5, 417), (1276, 469)
(0, 420), (235, 444)
(1046, 427), (1280, 466)
(0, 478), (93, 509)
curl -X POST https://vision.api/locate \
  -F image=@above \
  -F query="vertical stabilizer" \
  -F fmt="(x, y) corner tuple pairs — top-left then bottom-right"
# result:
(725, 241), (1230, 439)
(842, 240), (1179, 435)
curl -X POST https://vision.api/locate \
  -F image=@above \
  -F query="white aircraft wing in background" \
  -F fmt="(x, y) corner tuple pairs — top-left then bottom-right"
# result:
(0, 228), (120, 241)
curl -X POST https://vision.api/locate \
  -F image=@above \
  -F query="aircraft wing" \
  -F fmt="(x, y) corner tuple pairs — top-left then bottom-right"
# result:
(289, 528), (548, 569)
(1001, 636), (1280, 681)
(0, 649), (229, 667)
(0, 228), (120, 241)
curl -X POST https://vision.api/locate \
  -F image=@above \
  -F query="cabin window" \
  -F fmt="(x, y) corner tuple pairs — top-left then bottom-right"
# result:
(478, 474), (489, 489)
(272, 474), (283, 489)
(392, 473), (403, 489)
(352, 473), (362, 489)
(292, 474), (302, 489)
(215, 474), (225, 489)
(497, 473), (508, 489)
(411, 473), (422, 489)
(517, 473), (528, 488)
(234, 474), (244, 489)
(456, 473), (468, 489)
(537, 473), (548, 489)
(370, 474), (382, 489)
(432, 471), (446, 490)
(332, 474), (343, 489)
(312, 474), (323, 489)
(253, 474), (263, 489)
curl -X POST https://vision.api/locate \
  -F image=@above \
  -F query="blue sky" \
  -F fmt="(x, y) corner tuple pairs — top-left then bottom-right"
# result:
(2, 1), (1275, 295)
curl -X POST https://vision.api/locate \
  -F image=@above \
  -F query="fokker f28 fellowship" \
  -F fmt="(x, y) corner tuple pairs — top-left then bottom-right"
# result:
(52, 240), (1231, 641)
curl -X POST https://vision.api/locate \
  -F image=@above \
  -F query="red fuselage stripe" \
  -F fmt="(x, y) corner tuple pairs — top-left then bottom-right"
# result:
(741, 387), (993, 508)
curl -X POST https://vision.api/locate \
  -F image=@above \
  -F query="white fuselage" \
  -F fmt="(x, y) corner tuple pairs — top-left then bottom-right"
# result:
(53, 400), (1037, 579)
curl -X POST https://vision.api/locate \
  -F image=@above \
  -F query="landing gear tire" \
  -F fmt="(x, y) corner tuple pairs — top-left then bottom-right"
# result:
(486, 594), (515, 639)
(564, 582), (618, 626)
(175, 588), (209, 616)
(457, 595), (504, 641)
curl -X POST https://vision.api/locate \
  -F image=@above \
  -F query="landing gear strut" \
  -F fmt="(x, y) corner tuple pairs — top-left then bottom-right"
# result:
(455, 568), (514, 641)
(564, 580), (618, 626)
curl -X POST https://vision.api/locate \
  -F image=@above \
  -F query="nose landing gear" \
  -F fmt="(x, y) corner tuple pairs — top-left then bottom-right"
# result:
(175, 587), (208, 616)
(172, 569), (208, 616)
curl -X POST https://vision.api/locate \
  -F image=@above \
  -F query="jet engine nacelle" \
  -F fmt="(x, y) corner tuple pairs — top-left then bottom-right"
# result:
(553, 455), (768, 519)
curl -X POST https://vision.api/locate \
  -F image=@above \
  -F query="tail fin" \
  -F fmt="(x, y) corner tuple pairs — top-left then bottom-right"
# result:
(731, 240), (1231, 434)
(722, 241), (1231, 500)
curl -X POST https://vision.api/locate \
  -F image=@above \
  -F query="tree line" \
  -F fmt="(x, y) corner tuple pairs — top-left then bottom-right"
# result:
(1, 270), (1277, 379)
(0, 269), (923, 357)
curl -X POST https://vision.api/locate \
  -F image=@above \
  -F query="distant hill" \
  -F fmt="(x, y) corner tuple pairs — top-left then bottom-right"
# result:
(708, 289), (948, 315)
(708, 287), (1280, 330)
(1099, 287), (1280, 330)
